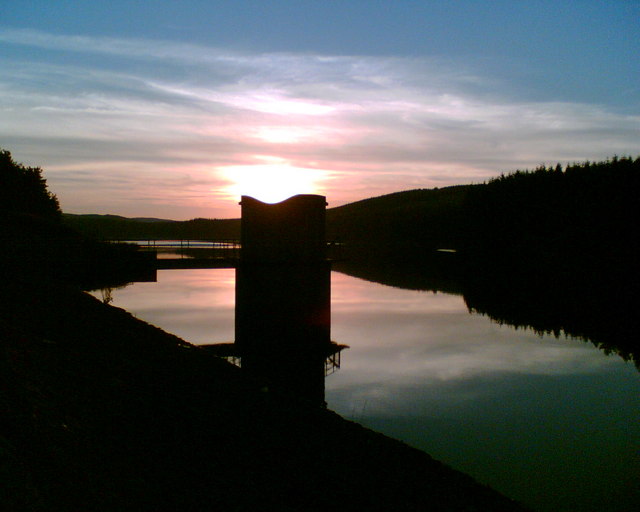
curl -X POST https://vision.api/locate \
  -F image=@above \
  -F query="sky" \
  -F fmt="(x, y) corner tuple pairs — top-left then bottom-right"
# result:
(1, 1), (638, 219)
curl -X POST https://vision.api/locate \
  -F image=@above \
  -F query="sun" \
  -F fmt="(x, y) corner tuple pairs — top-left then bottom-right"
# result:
(222, 157), (326, 204)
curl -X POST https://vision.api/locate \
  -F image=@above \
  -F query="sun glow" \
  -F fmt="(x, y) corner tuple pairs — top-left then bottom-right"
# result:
(253, 126), (318, 144)
(221, 158), (326, 203)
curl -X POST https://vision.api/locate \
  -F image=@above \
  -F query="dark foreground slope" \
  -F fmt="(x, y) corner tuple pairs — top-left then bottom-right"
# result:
(0, 276), (528, 511)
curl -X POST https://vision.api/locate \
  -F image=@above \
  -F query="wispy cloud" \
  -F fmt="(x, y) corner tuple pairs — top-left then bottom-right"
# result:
(1, 28), (638, 217)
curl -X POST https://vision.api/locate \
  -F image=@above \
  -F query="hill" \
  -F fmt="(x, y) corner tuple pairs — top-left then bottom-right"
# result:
(326, 185), (472, 260)
(63, 185), (472, 258)
(62, 156), (639, 278)
(63, 213), (240, 240)
(329, 157), (639, 269)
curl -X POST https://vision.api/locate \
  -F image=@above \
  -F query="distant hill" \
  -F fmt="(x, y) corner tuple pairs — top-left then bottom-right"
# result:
(326, 185), (474, 261)
(131, 216), (177, 223)
(63, 213), (239, 240)
(65, 214), (176, 223)
(63, 187), (473, 257)
(63, 156), (639, 271)
(329, 156), (640, 268)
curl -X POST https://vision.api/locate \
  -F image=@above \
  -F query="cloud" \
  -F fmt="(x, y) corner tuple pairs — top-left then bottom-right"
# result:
(1, 28), (638, 217)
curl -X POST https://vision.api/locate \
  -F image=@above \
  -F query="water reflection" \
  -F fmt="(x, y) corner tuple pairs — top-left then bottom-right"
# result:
(331, 278), (611, 382)
(326, 272), (640, 512)
(334, 257), (639, 370)
(92, 269), (640, 512)
(96, 269), (236, 344)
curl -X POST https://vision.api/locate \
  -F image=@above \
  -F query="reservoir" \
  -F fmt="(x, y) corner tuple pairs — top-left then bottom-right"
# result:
(92, 267), (640, 512)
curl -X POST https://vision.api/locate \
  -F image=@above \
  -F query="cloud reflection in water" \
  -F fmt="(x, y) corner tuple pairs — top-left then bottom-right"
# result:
(95, 268), (639, 511)
(327, 272), (640, 512)
(328, 272), (614, 394)
(97, 269), (236, 344)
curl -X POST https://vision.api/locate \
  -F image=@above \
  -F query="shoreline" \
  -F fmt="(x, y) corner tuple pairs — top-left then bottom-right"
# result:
(1, 273), (529, 511)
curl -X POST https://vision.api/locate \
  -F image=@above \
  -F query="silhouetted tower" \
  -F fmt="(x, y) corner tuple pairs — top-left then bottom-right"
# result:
(235, 195), (335, 405)
(239, 195), (327, 263)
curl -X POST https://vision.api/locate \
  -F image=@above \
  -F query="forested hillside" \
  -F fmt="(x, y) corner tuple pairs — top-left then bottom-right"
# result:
(326, 185), (472, 259)
(463, 156), (640, 268)
(327, 157), (639, 271)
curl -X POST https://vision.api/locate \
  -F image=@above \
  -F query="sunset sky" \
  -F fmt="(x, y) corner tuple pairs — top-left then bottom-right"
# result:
(1, 1), (638, 219)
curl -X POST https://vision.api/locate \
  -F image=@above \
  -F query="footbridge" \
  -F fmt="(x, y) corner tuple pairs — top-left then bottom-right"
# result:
(106, 239), (240, 269)
(106, 238), (343, 269)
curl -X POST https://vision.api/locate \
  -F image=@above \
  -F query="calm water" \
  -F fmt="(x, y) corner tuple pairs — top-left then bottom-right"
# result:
(93, 268), (640, 512)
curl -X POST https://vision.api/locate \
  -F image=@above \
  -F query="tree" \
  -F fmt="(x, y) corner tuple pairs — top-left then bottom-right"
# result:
(0, 148), (61, 220)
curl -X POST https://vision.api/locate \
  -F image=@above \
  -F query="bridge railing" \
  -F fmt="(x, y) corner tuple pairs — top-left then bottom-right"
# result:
(104, 239), (240, 259)
(105, 239), (344, 261)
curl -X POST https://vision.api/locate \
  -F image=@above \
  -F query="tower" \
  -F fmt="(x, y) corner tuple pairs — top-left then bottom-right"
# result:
(236, 195), (332, 405)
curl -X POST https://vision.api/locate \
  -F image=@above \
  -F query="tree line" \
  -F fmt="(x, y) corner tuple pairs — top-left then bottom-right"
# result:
(323, 156), (639, 273)
(462, 156), (640, 271)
